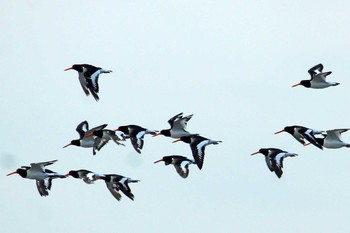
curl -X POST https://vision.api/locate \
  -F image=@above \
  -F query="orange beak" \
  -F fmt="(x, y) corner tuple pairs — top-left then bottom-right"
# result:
(6, 171), (18, 176)
(274, 129), (285, 134)
(152, 132), (162, 137)
(251, 151), (260, 156)
(153, 159), (164, 164)
(64, 173), (70, 177)
(304, 142), (311, 146)
(292, 83), (301, 87)
(63, 143), (72, 148)
(114, 128), (120, 131)
(64, 67), (73, 71)
(172, 138), (182, 143)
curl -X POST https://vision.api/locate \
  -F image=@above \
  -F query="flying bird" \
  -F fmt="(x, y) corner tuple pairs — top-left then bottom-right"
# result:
(275, 125), (323, 150)
(173, 135), (222, 170)
(95, 174), (140, 201)
(153, 112), (195, 138)
(114, 125), (157, 154)
(154, 155), (196, 178)
(292, 63), (339, 89)
(251, 148), (298, 178)
(65, 169), (100, 184)
(6, 160), (65, 196)
(64, 64), (112, 101)
(63, 121), (108, 155)
(83, 129), (126, 150)
(305, 129), (350, 149)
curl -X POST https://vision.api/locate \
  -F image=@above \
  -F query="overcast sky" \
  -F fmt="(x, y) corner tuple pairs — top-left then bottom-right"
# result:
(2, 1), (350, 232)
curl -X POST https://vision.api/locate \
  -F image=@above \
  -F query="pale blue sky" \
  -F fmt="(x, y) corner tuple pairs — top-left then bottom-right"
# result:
(2, 1), (350, 232)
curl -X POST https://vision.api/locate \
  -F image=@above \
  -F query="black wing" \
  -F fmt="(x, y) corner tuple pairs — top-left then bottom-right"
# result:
(36, 178), (52, 197)
(168, 112), (183, 128)
(76, 121), (89, 139)
(308, 63), (323, 76)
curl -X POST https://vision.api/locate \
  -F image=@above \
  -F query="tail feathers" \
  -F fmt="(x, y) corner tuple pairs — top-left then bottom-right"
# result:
(212, 140), (223, 145)
(101, 69), (112, 73)
(345, 144), (350, 148)
(323, 71), (332, 76)
(333, 82), (340, 86)
(128, 179), (140, 183)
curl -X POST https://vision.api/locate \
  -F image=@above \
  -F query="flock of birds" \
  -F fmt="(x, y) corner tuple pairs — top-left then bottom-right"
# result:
(6, 62), (348, 200)
(251, 63), (349, 178)
(6, 64), (222, 201)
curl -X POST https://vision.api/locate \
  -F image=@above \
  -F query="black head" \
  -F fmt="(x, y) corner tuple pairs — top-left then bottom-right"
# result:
(283, 126), (295, 134)
(71, 64), (84, 72)
(99, 175), (110, 182)
(70, 140), (81, 146)
(116, 126), (129, 134)
(160, 130), (171, 137)
(66, 170), (79, 178)
(6, 168), (27, 178)
(162, 156), (173, 165)
(251, 148), (269, 156)
(258, 148), (270, 156)
(299, 80), (311, 88)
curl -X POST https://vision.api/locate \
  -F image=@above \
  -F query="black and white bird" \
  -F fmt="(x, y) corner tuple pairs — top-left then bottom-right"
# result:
(173, 135), (222, 169)
(64, 64), (112, 101)
(6, 160), (65, 196)
(307, 129), (350, 149)
(65, 169), (100, 184)
(63, 121), (107, 155)
(275, 125), (323, 150)
(251, 148), (298, 178)
(154, 155), (196, 178)
(114, 125), (157, 154)
(84, 129), (126, 150)
(292, 63), (339, 89)
(95, 174), (140, 201)
(153, 112), (195, 138)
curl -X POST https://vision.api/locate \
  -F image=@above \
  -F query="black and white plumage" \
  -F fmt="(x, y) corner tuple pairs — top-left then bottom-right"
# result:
(173, 135), (222, 170)
(115, 125), (157, 154)
(64, 64), (112, 101)
(154, 155), (196, 178)
(84, 129), (126, 151)
(96, 174), (140, 201)
(251, 148), (298, 178)
(275, 125), (324, 150)
(6, 160), (65, 196)
(292, 63), (339, 89)
(63, 121), (108, 155)
(312, 129), (350, 149)
(153, 112), (195, 138)
(65, 169), (100, 184)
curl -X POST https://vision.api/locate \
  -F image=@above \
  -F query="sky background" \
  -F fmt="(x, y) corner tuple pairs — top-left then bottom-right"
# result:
(2, 1), (350, 232)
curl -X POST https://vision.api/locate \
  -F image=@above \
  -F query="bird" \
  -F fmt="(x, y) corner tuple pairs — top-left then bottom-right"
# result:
(173, 135), (222, 169)
(305, 129), (350, 149)
(64, 64), (112, 101)
(292, 63), (339, 89)
(152, 112), (195, 138)
(6, 160), (66, 196)
(251, 148), (298, 178)
(275, 125), (323, 150)
(95, 174), (140, 201)
(65, 169), (100, 184)
(114, 125), (157, 154)
(63, 121), (108, 155)
(83, 129), (126, 150)
(154, 155), (196, 178)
